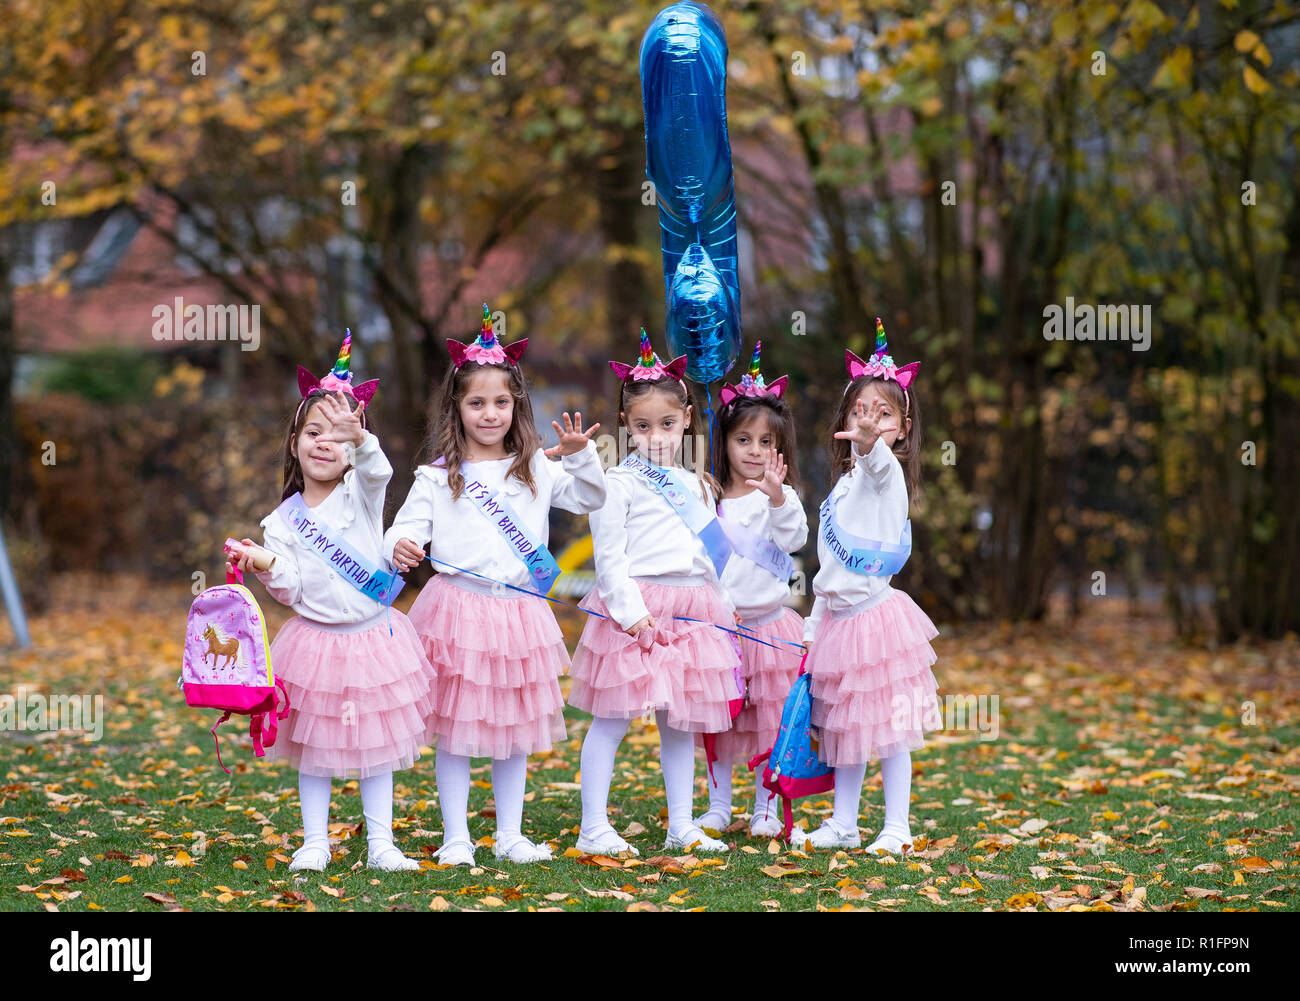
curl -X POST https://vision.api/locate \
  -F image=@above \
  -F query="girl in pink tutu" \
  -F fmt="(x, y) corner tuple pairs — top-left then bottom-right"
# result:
(694, 343), (809, 839)
(569, 330), (742, 856)
(228, 333), (437, 872)
(385, 304), (605, 866)
(802, 318), (940, 854)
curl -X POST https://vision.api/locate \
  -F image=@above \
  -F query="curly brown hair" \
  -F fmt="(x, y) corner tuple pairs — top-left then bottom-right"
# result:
(619, 377), (723, 502)
(280, 389), (371, 502)
(712, 394), (802, 496)
(419, 360), (541, 501)
(829, 375), (922, 503)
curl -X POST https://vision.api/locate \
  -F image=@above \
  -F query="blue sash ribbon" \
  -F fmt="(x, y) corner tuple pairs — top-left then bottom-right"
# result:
(276, 493), (405, 605)
(818, 494), (911, 576)
(622, 453), (733, 577)
(455, 464), (562, 595)
(717, 514), (794, 582)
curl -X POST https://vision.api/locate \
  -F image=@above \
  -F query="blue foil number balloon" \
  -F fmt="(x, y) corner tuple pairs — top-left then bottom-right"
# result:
(640, 2), (742, 384)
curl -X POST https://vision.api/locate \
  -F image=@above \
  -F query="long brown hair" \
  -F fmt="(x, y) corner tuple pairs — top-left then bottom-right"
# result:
(420, 360), (541, 501)
(619, 376), (722, 501)
(712, 394), (802, 496)
(829, 375), (922, 503)
(280, 389), (371, 502)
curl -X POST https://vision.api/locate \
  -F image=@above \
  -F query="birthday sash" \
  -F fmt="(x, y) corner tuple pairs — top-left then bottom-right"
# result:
(275, 493), (405, 606)
(622, 453), (733, 577)
(818, 493), (911, 576)
(717, 515), (794, 582)
(455, 465), (561, 595)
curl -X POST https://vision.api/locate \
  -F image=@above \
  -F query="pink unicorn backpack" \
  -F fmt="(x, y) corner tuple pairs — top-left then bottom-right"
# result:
(181, 565), (288, 773)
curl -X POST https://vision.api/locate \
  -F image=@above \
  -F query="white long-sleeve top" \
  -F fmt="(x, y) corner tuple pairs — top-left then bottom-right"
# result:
(718, 485), (809, 623)
(591, 462), (735, 631)
(255, 430), (394, 625)
(803, 437), (909, 643)
(382, 441), (607, 590)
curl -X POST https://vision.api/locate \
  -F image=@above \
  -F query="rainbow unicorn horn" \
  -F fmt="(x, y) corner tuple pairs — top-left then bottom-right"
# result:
(297, 328), (380, 405)
(719, 339), (787, 406)
(446, 301), (528, 369)
(609, 328), (688, 383)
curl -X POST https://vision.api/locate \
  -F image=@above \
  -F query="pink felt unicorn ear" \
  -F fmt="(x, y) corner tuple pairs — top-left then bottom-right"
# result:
(352, 379), (379, 406)
(609, 361), (633, 381)
(844, 349), (869, 380)
(297, 366), (321, 398)
(503, 339), (528, 364)
(894, 362), (920, 390)
(719, 384), (740, 407)
(766, 375), (788, 399)
(446, 339), (468, 368)
(664, 355), (689, 380)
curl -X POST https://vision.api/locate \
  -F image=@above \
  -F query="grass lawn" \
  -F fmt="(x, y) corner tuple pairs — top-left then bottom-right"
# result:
(1, 574), (1297, 912)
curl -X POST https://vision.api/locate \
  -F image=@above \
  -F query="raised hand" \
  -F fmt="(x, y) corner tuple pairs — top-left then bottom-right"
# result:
(314, 391), (367, 447)
(544, 411), (601, 458)
(833, 398), (898, 455)
(743, 449), (788, 505)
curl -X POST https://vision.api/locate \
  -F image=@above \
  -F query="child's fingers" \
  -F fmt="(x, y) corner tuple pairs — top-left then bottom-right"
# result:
(583, 421), (600, 438)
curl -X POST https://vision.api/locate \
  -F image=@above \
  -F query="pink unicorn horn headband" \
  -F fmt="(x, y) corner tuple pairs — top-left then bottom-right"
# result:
(844, 317), (919, 412)
(609, 328), (688, 386)
(447, 302), (527, 369)
(719, 341), (788, 407)
(297, 329), (379, 408)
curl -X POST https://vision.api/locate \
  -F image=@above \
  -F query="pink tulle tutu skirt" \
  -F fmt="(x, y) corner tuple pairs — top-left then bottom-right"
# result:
(407, 574), (568, 759)
(267, 609), (437, 780)
(704, 606), (806, 763)
(805, 587), (940, 766)
(569, 579), (742, 733)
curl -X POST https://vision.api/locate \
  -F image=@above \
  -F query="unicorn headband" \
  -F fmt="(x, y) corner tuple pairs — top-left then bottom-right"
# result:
(609, 328), (688, 387)
(844, 317), (920, 415)
(296, 329), (378, 419)
(447, 302), (528, 369)
(719, 341), (788, 408)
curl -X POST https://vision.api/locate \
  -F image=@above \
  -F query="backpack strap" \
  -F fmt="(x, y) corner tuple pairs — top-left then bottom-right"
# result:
(702, 732), (719, 788)
(781, 795), (794, 843)
(249, 713), (266, 756)
(210, 711), (234, 775)
(747, 749), (770, 772)
(255, 678), (292, 752)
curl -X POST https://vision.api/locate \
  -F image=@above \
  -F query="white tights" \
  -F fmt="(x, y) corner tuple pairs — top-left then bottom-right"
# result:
(436, 751), (533, 849)
(705, 756), (778, 822)
(297, 769), (403, 853)
(831, 750), (912, 838)
(580, 712), (700, 839)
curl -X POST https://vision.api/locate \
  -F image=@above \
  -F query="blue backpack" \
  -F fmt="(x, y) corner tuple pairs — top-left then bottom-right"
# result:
(748, 656), (834, 842)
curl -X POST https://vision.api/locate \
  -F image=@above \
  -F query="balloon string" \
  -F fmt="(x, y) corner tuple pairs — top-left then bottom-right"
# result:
(706, 384), (715, 479)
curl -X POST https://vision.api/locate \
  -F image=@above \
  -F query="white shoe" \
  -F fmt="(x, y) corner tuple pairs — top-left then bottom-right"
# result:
(807, 819), (861, 850)
(693, 809), (731, 835)
(433, 839), (475, 867)
(749, 813), (784, 839)
(494, 837), (554, 864)
(367, 843), (420, 871)
(575, 825), (640, 857)
(664, 826), (727, 853)
(288, 842), (330, 872)
(866, 831), (911, 855)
